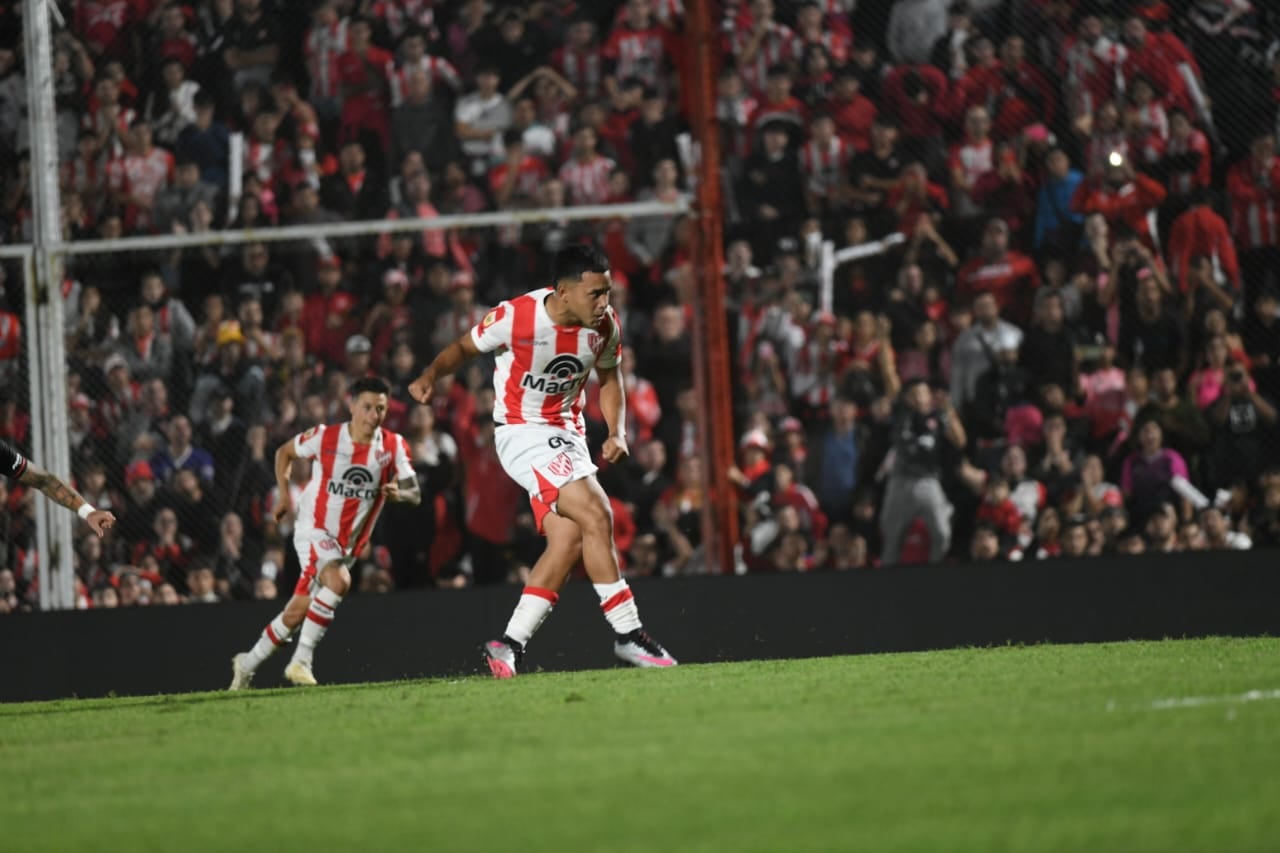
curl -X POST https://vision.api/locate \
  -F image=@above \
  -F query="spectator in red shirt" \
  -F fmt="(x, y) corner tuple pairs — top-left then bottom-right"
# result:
(1227, 132), (1280, 304)
(822, 66), (876, 154)
(300, 256), (358, 366)
(75, 0), (139, 60)
(489, 130), (549, 210)
(949, 34), (1003, 124)
(603, 0), (675, 96)
(976, 477), (1023, 538)
(1070, 155), (1166, 251)
(955, 217), (1041, 325)
(993, 34), (1056, 142)
(1167, 194), (1240, 306)
(747, 64), (808, 149)
(883, 64), (950, 166)
(1120, 15), (1201, 114)
(336, 17), (393, 151)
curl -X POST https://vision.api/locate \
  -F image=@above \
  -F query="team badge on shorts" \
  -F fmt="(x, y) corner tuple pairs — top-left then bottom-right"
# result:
(547, 452), (574, 478)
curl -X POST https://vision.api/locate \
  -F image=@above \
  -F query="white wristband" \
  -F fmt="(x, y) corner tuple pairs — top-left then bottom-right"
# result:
(77, 503), (95, 520)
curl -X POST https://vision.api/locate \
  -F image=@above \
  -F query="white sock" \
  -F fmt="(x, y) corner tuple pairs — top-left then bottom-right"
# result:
(594, 579), (642, 635)
(243, 615), (292, 672)
(292, 587), (343, 665)
(503, 587), (558, 648)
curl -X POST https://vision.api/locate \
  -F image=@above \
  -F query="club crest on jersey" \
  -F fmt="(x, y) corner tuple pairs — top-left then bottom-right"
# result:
(522, 354), (586, 394)
(327, 466), (380, 500)
(376, 451), (392, 467)
(587, 332), (602, 352)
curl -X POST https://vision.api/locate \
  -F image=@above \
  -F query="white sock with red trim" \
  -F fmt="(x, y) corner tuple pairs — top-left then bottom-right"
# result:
(242, 614), (292, 672)
(594, 579), (642, 635)
(292, 587), (343, 665)
(503, 586), (558, 648)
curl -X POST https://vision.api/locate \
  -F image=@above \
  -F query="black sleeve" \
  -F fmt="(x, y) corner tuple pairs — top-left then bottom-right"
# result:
(0, 439), (28, 481)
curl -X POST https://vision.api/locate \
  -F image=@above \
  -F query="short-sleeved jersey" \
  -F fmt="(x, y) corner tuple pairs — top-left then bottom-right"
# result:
(471, 288), (622, 435)
(0, 439), (28, 481)
(292, 423), (415, 553)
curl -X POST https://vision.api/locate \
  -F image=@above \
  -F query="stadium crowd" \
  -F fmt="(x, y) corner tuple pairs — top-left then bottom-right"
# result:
(0, 0), (1279, 611)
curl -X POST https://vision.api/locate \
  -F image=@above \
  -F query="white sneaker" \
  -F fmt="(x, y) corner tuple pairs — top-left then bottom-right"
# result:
(482, 638), (521, 679)
(284, 659), (318, 686)
(614, 630), (678, 668)
(228, 653), (255, 691)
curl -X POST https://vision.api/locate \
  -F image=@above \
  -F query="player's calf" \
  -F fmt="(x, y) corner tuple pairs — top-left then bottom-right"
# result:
(287, 564), (350, 682)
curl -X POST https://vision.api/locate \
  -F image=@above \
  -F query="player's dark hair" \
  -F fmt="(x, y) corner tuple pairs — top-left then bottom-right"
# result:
(350, 376), (390, 398)
(552, 244), (610, 286)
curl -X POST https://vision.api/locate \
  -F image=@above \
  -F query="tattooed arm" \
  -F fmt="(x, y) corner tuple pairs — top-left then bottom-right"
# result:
(16, 458), (117, 538)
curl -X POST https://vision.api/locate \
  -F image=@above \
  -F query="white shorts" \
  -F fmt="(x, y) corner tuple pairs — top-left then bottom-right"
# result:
(494, 424), (597, 533)
(292, 530), (357, 597)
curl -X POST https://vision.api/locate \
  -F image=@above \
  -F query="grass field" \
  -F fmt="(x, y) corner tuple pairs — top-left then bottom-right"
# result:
(3, 637), (1278, 852)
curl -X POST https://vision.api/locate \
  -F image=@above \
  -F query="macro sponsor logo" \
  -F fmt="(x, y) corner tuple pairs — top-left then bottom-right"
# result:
(327, 466), (380, 500)
(521, 355), (587, 395)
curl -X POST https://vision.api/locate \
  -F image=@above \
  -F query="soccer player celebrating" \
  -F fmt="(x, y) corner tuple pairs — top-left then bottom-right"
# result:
(0, 439), (116, 535)
(409, 244), (676, 677)
(229, 377), (420, 688)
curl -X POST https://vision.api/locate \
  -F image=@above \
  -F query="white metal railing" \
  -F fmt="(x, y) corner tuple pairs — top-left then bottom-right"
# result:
(19, 198), (690, 258)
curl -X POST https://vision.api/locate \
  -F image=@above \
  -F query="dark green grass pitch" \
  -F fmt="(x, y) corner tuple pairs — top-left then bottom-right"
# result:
(2, 637), (1278, 852)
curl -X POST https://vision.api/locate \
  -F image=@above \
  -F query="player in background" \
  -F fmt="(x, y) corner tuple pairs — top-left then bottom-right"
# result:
(0, 439), (116, 536)
(229, 377), (420, 689)
(409, 244), (676, 677)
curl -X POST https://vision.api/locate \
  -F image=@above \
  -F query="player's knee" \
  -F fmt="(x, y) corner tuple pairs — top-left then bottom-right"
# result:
(321, 565), (351, 596)
(579, 500), (614, 540)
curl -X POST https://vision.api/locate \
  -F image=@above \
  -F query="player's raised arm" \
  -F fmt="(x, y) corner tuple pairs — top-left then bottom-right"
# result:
(410, 301), (512, 404)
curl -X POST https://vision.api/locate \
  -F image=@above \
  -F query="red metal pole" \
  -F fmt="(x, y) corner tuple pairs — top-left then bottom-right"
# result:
(684, 0), (740, 574)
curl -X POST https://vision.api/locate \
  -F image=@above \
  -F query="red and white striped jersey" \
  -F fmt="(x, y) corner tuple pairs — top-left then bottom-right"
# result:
(1227, 156), (1280, 250)
(559, 154), (616, 205)
(788, 336), (841, 408)
(293, 423), (415, 553)
(602, 24), (671, 90)
(1128, 102), (1168, 142)
(387, 55), (461, 106)
(725, 22), (801, 96)
(801, 136), (848, 197)
(305, 19), (350, 101)
(110, 148), (174, 208)
(470, 289), (622, 435)
(553, 45), (604, 101)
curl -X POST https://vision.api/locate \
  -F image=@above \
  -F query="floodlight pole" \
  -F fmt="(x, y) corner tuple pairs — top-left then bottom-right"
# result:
(23, 0), (75, 609)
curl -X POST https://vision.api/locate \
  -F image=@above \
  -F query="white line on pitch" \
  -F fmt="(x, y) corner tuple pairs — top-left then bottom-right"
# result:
(1145, 689), (1280, 710)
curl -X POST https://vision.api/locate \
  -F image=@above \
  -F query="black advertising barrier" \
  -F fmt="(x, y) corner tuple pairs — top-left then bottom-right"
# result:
(1, 548), (1277, 702)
